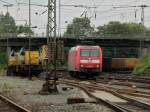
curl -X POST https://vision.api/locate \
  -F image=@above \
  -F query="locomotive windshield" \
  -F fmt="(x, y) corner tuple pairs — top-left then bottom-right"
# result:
(80, 49), (99, 57)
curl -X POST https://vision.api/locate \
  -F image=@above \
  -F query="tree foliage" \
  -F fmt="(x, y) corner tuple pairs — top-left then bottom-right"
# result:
(64, 17), (94, 37)
(133, 54), (150, 76)
(96, 21), (149, 37)
(0, 13), (17, 34)
(17, 24), (33, 34)
(0, 13), (33, 35)
(64, 18), (150, 38)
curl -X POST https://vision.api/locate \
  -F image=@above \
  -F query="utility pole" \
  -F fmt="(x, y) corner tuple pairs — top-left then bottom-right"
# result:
(3, 4), (13, 75)
(140, 5), (144, 57)
(47, 0), (57, 65)
(28, 0), (31, 79)
(40, 0), (58, 94)
(58, 0), (61, 37)
(141, 5), (145, 25)
(3, 4), (13, 13)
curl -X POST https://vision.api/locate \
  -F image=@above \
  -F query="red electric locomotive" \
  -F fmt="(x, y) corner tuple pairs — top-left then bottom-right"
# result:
(68, 45), (102, 78)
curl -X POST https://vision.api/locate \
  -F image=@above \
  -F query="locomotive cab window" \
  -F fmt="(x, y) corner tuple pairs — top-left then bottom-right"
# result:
(80, 49), (99, 57)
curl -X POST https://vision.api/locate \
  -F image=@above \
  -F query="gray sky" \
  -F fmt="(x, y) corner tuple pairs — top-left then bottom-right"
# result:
(1, 0), (150, 36)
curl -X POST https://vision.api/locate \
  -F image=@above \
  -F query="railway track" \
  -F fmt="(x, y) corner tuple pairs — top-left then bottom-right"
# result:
(39, 71), (150, 99)
(62, 74), (150, 98)
(100, 74), (150, 84)
(0, 94), (31, 112)
(59, 70), (150, 83)
(61, 79), (150, 112)
(89, 80), (150, 98)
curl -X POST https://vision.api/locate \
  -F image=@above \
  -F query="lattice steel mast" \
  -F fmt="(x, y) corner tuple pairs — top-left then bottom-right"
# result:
(47, 0), (57, 63)
(40, 0), (58, 94)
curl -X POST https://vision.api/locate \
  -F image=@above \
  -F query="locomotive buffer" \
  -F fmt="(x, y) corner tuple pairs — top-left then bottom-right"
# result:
(40, 0), (63, 94)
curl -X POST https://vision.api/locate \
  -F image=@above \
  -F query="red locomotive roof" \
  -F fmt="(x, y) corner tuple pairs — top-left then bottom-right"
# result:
(76, 45), (100, 49)
(69, 45), (101, 52)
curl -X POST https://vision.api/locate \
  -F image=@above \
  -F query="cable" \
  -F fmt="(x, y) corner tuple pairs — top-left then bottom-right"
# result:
(95, 0), (105, 8)
(96, 9), (138, 20)
(18, 2), (47, 7)
(62, 0), (75, 4)
(96, 8), (116, 15)
(0, 0), (13, 5)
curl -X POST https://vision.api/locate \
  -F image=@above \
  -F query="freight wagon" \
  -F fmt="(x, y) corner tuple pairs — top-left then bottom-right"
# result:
(68, 45), (102, 78)
(103, 58), (139, 72)
(111, 58), (139, 71)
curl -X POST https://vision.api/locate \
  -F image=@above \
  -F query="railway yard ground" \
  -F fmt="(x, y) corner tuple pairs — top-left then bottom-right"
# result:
(0, 71), (150, 112)
(0, 74), (113, 112)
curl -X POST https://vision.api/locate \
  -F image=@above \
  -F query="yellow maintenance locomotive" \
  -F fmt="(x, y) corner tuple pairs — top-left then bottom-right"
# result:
(7, 48), (43, 76)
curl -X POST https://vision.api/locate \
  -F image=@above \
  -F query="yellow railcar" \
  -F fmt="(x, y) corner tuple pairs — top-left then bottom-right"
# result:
(41, 45), (48, 60)
(25, 51), (40, 65)
(8, 53), (19, 66)
(7, 49), (43, 76)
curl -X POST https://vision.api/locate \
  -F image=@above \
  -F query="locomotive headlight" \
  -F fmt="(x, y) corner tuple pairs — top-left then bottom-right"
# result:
(80, 64), (84, 67)
(96, 64), (100, 68)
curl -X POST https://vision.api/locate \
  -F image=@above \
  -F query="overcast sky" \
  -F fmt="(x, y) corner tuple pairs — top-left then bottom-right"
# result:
(1, 0), (150, 36)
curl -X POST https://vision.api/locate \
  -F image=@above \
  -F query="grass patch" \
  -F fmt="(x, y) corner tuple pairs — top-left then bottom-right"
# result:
(133, 54), (150, 76)
(1, 83), (14, 94)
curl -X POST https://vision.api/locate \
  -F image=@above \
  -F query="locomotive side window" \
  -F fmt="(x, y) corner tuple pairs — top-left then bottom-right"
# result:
(80, 50), (99, 57)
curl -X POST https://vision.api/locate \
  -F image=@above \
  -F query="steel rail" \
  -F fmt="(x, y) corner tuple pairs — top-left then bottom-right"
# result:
(61, 79), (150, 112)
(89, 81), (150, 99)
(61, 81), (129, 112)
(100, 75), (150, 84)
(61, 74), (150, 98)
(0, 94), (31, 112)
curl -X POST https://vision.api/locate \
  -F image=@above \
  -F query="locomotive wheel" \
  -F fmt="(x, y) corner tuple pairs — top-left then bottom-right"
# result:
(10, 71), (14, 76)
(73, 72), (77, 78)
(78, 73), (84, 79)
(69, 71), (73, 77)
(94, 75), (99, 81)
(6, 70), (10, 76)
(7, 69), (14, 76)
(70, 71), (77, 78)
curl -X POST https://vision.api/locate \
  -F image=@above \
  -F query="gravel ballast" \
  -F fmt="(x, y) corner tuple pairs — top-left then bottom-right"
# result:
(0, 76), (114, 112)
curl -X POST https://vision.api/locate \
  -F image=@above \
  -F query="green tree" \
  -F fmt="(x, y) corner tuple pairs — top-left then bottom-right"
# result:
(133, 54), (150, 76)
(64, 17), (94, 37)
(0, 13), (33, 36)
(0, 13), (17, 34)
(127, 23), (147, 35)
(96, 21), (149, 37)
(17, 24), (33, 34)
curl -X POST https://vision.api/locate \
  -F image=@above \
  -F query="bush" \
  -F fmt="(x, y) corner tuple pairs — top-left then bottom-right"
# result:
(0, 48), (7, 70)
(0, 64), (6, 70)
(133, 54), (150, 76)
